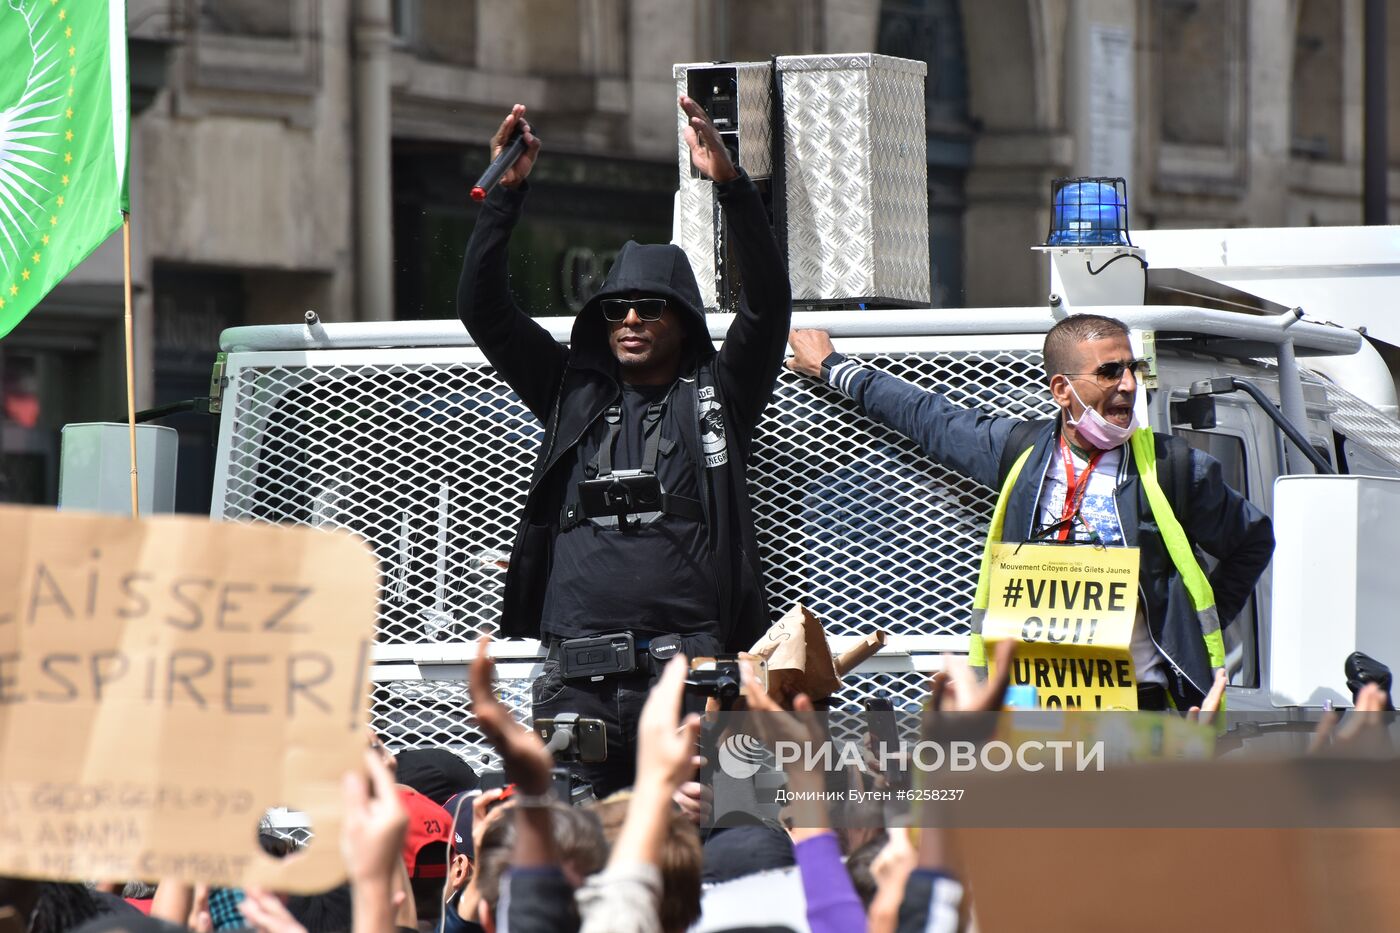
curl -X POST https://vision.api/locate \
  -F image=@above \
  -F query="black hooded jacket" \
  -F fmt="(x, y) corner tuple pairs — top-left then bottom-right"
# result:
(457, 170), (791, 651)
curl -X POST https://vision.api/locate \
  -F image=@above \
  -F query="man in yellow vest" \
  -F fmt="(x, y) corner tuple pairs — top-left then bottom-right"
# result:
(787, 314), (1274, 710)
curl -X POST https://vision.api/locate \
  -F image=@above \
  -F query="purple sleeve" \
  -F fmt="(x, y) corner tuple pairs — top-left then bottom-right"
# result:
(794, 833), (868, 933)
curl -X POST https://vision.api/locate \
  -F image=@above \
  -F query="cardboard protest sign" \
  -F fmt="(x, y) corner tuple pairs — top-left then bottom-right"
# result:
(0, 505), (379, 892)
(950, 760), (1400, 931)
(982, 543), (1140, 710)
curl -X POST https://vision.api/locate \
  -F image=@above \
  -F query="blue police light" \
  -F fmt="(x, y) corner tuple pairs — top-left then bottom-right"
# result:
(1046, 177), (1131, 246)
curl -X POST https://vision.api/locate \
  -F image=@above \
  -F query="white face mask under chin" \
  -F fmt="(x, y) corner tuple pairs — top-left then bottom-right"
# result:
(1066, 382), (1138, 449)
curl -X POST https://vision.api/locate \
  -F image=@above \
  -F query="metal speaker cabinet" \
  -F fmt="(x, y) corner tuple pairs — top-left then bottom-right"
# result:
(673, 54), (930, 311)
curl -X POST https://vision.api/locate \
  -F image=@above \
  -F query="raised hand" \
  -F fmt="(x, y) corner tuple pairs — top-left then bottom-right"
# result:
(1187, 668), (1228, 724)
(605, 656), (704, 869)
(340, 747), (410, 884)
(469, 636), (555, 795)
(1310, 683), (1393, 755)
(680, 95), (738, 184)
(489, 104), (542, 190)
(932, 639), (1016, 713)
(239, 889), (309, 933)
(636, 656), (704, 791)
(743, 672), (830, 835)
(673, 755), (713, 826)
(743, 666), (824, 748)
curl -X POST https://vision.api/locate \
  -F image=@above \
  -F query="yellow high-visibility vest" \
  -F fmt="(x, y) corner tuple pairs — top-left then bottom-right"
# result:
(968, 429), (1225, 699)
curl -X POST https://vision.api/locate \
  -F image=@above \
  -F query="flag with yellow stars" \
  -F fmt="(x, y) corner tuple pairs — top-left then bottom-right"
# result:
(0, 0), (127, 338)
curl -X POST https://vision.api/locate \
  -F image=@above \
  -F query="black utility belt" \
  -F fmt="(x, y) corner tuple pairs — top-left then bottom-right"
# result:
(560, 470), (703, 531)
(547, 631), (685, 681)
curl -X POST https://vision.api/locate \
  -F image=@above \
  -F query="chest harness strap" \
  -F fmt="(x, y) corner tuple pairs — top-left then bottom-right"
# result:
(560, 387), (704, 531)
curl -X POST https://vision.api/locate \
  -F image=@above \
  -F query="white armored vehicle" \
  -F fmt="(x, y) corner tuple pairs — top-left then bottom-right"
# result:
(129, 56), (1400, 764)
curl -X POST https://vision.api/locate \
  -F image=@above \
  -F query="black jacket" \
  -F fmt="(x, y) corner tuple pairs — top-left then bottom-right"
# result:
(457, 170), (791, 651)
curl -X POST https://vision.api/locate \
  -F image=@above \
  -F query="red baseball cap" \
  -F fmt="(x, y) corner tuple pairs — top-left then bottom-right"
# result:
(398, 786), (453, 879)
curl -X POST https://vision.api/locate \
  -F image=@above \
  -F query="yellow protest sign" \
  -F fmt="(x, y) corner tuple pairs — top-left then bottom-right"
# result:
(0, 505), (379, 892)
(983, 542), (1140, 710)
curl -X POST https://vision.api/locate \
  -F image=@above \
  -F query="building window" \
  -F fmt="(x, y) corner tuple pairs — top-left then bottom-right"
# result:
(1291, 0), (1344, 161)
(879, 0), (970, 307)
(720, 0), (817, 60)
(1157, 0), (1243, 148)
(1149, 0), (1248, 193)
(391, 0), (417, 42)
(181, 0), (322, 124)
(199, 0), (295, 38)
(1389, 0), (1400, 165)
(395, 0), (477, 67)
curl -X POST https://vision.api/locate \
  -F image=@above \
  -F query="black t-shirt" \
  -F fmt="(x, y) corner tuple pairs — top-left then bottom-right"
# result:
(540, 382), (720, 641)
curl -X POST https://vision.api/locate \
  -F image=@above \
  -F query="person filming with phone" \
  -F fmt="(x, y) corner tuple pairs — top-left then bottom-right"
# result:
(458, 98), (791, 796)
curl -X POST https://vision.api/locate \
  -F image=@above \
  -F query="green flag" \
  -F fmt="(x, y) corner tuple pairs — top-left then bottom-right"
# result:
(0, 0), (128, 339)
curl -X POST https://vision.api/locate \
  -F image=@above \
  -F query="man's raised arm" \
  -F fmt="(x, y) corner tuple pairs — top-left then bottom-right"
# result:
(457, 104), (567, 423)
(678, 94), (793, 436)
(787, 328), (1015, 491)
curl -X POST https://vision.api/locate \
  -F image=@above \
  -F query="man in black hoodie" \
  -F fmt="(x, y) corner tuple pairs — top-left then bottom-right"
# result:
(458, 98), (792, 796)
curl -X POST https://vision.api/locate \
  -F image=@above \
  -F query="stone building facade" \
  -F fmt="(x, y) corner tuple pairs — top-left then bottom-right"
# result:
(3, 0), (1399, 509)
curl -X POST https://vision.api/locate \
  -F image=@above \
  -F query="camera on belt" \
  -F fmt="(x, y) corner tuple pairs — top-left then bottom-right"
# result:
(556, 631), (766, 700)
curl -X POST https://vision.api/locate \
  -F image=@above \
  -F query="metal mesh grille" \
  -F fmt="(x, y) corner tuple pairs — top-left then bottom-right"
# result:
(825, 670), (933, 748)
(752, 354), (1055, 639)
(1318, 378), (1400, 469)
(219, 361), (541, 645)
(362, 671), (936, 771)
(215, 343), (1052, 766)
(371, 677), (533, 772)
(217, 346), (1052, 647)
(260, 821), (314, 849)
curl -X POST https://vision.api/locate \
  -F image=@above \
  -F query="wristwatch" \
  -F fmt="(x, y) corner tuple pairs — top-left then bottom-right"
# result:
(819, 351), (848, 383)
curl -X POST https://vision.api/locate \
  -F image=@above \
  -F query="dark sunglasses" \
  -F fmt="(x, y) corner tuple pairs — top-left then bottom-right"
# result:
(1030, 512), (1105, 548)
(601, 298), (667, 323)
(1063, 358), (1149, 384)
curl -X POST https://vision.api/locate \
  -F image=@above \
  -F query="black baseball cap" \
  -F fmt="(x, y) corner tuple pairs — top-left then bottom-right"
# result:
(395, 747), (479, 805)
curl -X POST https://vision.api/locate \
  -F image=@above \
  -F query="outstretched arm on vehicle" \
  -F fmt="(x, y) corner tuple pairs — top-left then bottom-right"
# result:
(788, 329), (1015, 490)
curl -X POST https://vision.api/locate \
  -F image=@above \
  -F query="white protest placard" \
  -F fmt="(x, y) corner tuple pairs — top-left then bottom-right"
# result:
(0, 505), (379, 892)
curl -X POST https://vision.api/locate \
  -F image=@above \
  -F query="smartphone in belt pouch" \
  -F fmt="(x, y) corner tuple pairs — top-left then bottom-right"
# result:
(559, 631), (636, 679)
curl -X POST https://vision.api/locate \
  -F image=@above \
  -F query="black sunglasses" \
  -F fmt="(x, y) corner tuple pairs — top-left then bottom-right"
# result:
(1029, 512), (1106, 548)
(1063, 358), (1149, 384)
(601, 298), (667, 323)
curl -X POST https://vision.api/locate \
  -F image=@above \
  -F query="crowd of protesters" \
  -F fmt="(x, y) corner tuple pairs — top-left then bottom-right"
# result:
(3, 632), (1391, 933)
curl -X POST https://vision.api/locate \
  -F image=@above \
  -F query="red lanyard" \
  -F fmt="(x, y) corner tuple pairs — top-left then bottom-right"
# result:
(1058, 438), (1104, 541)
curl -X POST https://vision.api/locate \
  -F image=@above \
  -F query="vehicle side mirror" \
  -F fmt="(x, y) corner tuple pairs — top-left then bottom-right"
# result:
(1171, 395), (1217, 430)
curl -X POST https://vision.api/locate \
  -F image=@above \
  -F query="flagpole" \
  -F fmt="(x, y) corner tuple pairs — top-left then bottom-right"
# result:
(122, 212), (139, 519)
